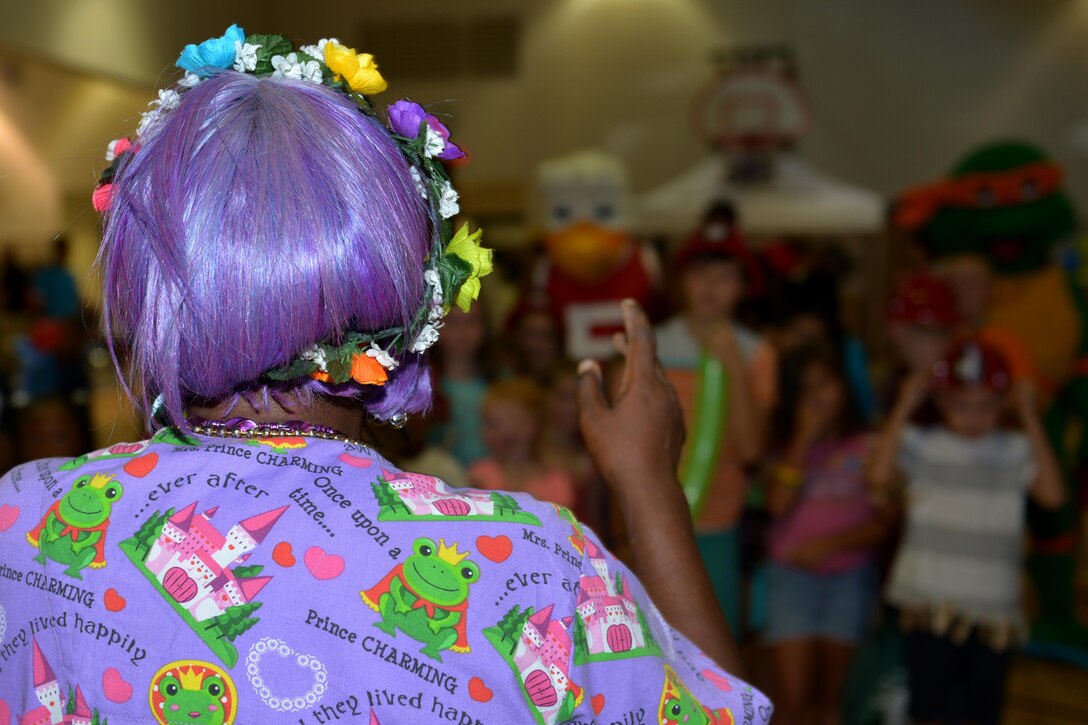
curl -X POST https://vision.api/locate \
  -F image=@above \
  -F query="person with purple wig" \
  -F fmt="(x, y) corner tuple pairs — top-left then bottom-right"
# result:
(0, 26), (770, 724)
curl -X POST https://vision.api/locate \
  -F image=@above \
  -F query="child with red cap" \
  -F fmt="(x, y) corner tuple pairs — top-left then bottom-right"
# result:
(884, 273), (961, 428)
(935, 253), (1047, 397)
(869, 337), (1064, 725)
(886, 273), (961, 376)
(655, 201), (776, 634)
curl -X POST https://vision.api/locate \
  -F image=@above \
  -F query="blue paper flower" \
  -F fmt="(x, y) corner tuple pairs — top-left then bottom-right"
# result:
(176, 24), (246, 78)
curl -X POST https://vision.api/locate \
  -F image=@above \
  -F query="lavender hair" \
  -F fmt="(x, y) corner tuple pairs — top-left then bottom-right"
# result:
(98, 72), (437, 429)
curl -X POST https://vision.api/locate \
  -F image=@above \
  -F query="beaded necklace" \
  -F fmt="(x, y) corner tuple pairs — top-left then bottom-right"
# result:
(185, 416), (372, 450)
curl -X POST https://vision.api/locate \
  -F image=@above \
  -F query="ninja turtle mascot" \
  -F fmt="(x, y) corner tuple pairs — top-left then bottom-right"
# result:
(895, 140), (1088, 662)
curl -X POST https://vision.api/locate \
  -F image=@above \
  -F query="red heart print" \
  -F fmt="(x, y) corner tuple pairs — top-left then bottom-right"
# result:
(468, 677), (493, 703)
(592, 693), (605, 715)
(339, 452), (373, 468)
(304, 546), (345, 580)
(102, 667), (133, 703)
(0, 698), (11, 725)
(476, 535), (512, 563)
(123, 452), (158, 478)
(0, 504), (19, 532)
(702, 668), (733, 692)
(104, 588), (126, 612)
(272, 541), (296, 567)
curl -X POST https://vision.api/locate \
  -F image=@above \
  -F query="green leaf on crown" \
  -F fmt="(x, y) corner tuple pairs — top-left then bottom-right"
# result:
(324, 345), (356, 383)
(435, 253), (472, 306)
(265, 357), (318, 381)
(247, 34), (295, 75)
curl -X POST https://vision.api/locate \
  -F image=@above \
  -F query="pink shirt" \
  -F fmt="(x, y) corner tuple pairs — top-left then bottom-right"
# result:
(769, 434), (876, 573)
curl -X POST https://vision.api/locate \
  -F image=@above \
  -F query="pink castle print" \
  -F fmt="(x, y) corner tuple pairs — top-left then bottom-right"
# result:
(142, 502), (283, 621)
(371, 470), (541, 525)
(516, 605), (584, 720)
(484, 605), (584, 725)
(384, 470), (493, 515)
(571, 539), (659, 663)
(22, 638), (104, 725)
(120, 501), (288, 667)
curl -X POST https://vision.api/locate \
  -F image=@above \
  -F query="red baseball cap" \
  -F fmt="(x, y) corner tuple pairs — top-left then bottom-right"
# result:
(887, 273), (960, 328)
(674, 201), (764, 293)
(932, 336), (1012, 392)
(674, 202), (749, 268)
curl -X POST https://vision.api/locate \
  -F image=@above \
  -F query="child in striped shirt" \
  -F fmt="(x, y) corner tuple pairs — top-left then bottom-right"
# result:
(869, 336), (1064, 725)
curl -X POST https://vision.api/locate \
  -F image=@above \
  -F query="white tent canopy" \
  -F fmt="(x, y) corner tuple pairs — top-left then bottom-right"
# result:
(638, 153), (886, 237)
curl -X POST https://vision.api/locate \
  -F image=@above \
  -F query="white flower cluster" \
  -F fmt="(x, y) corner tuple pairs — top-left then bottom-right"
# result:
(271, 52), (322, 83)
(438, 181), (459, 219)
(409, 167), (429, 200)
(366, 342), (399, 370)
(105, 139), (125, 162)
(234, 41), (261, 72)
(409, 269), (446, 353)
(299, 38), (338, 60)
(410, 166), (457, 218)
(135, 88), (182, 137)
(300, 344), (329, 373)
(422, 126), (446, 159)
(424, 269), (444, 313)
(410, 325), (441, 353)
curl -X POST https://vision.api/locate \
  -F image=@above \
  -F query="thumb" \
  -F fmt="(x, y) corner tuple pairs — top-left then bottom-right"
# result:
(576, 359), (608, 420)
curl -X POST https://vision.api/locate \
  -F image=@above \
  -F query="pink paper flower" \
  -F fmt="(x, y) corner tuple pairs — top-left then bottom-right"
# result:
(92, 184), (115, 213)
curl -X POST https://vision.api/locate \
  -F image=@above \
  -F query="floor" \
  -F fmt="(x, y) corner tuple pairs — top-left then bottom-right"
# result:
(1004, 656), (1088, 724)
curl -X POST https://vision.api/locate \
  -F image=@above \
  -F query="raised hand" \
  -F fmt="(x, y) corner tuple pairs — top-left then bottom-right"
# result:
(576, 299), (686, 494)
(575, 299), (742, 673)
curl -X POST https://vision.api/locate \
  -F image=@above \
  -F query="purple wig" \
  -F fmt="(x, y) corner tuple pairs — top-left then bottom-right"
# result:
(98, 72), (436, 428)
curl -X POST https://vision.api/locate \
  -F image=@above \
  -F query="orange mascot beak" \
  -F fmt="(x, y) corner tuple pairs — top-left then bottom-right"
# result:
(545, 221), (631, 283)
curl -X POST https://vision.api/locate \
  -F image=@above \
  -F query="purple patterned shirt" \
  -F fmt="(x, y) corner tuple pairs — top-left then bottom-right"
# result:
(0, 429), (772, 724)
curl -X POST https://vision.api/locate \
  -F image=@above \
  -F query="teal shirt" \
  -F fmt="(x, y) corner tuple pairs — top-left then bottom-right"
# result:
(430, 376), (488, 466)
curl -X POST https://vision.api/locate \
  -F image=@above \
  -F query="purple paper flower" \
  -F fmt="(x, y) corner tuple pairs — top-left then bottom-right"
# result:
(387, 100), (464, 160)
(387, 100), (426, 136)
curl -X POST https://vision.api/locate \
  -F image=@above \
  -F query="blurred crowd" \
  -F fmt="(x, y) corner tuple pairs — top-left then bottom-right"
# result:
(368, 196), (1074, 725)
(0, 192), (1079, 724)
(0, 238), (97, 471)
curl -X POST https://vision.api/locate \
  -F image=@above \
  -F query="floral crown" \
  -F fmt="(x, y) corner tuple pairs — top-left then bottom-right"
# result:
(94, 24), (492, 391)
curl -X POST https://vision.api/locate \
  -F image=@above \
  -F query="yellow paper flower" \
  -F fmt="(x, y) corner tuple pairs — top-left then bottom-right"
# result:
(446, 224), (493, 312)
(323, 42), (387, 95)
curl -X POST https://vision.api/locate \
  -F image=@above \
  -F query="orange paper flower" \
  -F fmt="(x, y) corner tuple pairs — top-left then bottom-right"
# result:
(350, 353), (388, 386)
(307, 354), (388, 386)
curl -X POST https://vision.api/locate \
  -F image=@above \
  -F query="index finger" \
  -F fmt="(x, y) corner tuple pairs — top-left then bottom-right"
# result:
(620, 299), (657, 388)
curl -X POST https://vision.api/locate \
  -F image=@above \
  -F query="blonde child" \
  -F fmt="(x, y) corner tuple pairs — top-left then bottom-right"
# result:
(540, 361), (609, 532)
(469, 377), (578, 509)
